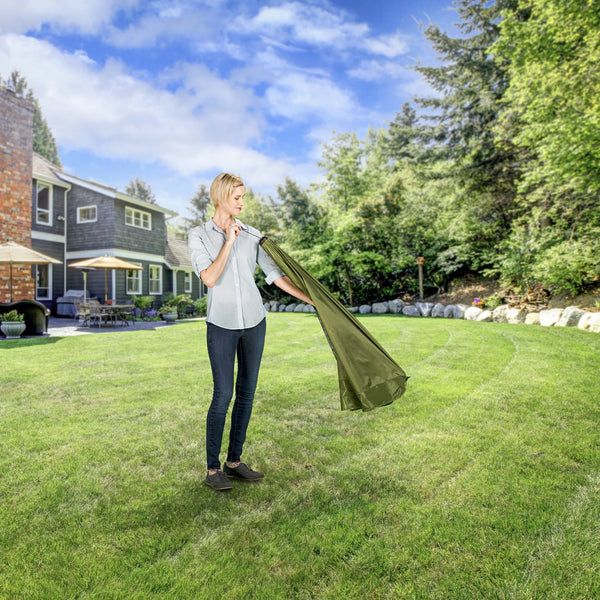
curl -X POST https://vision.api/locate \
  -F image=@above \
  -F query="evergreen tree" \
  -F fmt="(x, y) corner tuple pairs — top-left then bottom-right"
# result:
(414, 0), (522, 263)
(276, 177), (324, 249)
(3, 70), (62, 167)
(125, 177), (157, 204)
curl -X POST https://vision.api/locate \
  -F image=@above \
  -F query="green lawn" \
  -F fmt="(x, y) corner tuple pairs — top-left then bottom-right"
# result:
(1, 314), (599, 599)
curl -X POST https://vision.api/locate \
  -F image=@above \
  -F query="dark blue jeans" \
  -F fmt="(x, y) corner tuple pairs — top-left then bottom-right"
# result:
(205, 318), (266, 470)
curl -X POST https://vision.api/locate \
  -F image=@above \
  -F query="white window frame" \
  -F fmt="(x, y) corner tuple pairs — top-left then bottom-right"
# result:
(36, 182), (52, 226)
(126, 263), (142, 295)
(149, 264), (162, 295)
(77, 205), (97, 223)
(125, 206), (152, 230)
(35, 264), (52, 300)
(184, 271), (192, 293)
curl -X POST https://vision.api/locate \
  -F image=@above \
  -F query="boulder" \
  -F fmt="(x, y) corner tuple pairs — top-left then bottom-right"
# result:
(476, 310), (493, 322)
(285, 303), (297, 312)
(525, 312), (541, 326)
(589, 314), (600, 333)
(432, 303), (446, 318)
(444, 305), (456, 318)
(270, 301), (280, 312)
(348, 307), (359, 314)
(507, 308), (527, 324)
(416, 302), (434, 317)
(402, 305), (420, 317)
(359, 305), (372, 314)
(372, 302), (389, 314)
(453, 304), (468, 319)
(305, 304), (316, 313)
(578, 312), (600, 333)
(465, 306), (483, 321)
(492, 305), (509, 323)
(264, 302), (271, 312)
(278, 305), (287, 312)
(388, 299), (405, 314)
(539, 308), (563, 327)
(294, 304), (306, 312)
(555, 306), (586, 328)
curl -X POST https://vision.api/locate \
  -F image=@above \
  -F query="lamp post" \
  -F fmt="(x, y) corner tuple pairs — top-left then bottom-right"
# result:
(416, 256), (425, 300)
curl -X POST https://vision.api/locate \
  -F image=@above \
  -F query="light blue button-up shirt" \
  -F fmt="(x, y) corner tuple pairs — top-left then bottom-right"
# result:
(188, 219), (284, 330)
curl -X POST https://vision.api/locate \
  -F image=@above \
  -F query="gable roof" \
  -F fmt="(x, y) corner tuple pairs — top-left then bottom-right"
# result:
(165, 235), (193, 270)
(32, 152), (177, 217)
(32, 153), (67, 187)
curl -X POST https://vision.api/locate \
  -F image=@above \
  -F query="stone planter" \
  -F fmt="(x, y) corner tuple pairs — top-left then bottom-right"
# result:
(162, 312), (178, 323)
(1, 321), (26, 339)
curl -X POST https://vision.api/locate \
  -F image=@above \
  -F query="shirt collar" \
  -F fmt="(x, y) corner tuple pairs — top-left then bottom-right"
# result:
(207, 218), (243, 234)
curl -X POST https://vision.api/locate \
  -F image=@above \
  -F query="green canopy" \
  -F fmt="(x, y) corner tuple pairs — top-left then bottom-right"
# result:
(259, 237), (408, 412)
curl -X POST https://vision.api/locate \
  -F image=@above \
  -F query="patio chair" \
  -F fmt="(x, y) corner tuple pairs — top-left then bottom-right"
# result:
(88, 300), (105, 327)
(73, 298), (90, 326)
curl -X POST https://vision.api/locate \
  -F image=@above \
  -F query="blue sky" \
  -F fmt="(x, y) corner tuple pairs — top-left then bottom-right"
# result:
(0, 0), (456, 221)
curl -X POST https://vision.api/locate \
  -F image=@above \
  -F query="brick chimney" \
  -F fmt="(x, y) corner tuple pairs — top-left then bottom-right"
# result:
(0, 87), (34, 301)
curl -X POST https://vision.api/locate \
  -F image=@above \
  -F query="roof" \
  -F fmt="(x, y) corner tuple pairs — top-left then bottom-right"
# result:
(32, 153), (177, 217)
(165, 235), (193, 270)
(32, 153), (66, 187)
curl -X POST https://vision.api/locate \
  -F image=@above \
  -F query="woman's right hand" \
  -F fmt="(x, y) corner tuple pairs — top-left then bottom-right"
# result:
(226, 222), (241, 245)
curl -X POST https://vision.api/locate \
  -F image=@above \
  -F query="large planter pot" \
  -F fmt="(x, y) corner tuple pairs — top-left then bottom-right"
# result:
(1, 321), (26, 339)
(162, 312), (178, 323)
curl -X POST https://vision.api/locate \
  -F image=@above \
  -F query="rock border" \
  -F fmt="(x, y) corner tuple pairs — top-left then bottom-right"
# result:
(264, 299), (600, 334)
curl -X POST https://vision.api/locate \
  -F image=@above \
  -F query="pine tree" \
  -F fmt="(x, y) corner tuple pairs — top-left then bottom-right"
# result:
(183, 184), (211, 232)
(125, 177), (157, 204)
(414, 0), (522, 251)
(4, 70), (62, 167)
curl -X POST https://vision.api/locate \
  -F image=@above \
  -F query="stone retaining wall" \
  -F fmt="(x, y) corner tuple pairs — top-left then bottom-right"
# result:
(264, 299), (600, 334)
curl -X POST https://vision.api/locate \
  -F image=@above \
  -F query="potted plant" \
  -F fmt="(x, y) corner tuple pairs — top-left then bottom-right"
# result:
(0, 309), (26, 339)
(159, 303), (178, 323)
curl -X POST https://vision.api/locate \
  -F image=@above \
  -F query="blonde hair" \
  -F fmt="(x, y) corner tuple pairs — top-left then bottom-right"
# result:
(209, 172), (245, 208)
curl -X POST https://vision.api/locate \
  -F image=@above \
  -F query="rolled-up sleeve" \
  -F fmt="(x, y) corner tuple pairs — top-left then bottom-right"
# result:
(188, 227), (213, 278)
(258, 245), (284, 284)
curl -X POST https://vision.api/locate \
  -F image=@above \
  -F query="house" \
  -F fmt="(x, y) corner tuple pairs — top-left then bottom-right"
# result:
(30, 153), (204, 312)
(1, 87), (204, 312)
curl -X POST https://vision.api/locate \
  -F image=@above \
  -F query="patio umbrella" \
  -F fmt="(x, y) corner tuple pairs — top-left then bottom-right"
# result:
(68, 255), (142, 303)
(0, 241), (63, 302)
(255, 234), (408, 412)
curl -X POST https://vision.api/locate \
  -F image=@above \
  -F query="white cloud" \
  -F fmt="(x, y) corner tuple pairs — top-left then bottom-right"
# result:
(105, 3), (219, 49)
(362, 31), (410, 58)
(0, 0), (139, 35)
(0, 33), (295, 184)
(347, 59), (411, 82)
(247, 2), (369, 48)
(239, 1), (409, 58)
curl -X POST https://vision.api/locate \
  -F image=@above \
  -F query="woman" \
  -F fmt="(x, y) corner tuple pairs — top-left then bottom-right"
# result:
(188, 173), (313, 491)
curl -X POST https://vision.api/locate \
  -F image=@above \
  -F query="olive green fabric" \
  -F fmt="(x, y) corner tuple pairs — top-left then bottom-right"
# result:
(260, 237), (407, 411)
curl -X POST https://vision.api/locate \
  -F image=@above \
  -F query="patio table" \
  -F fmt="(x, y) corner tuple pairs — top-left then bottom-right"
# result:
(100, 304), (134, 327)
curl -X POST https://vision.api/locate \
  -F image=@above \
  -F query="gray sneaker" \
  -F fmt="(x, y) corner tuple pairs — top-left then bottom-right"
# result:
(223, 462), (264, 481)
(205, 470), (233, 490)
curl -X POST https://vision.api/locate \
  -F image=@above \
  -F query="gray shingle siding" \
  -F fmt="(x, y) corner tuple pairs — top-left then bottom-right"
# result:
(67, 185), (115, 251)
(114, 199), (166, 255)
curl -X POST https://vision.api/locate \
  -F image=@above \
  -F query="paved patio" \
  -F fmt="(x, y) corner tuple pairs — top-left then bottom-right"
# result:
(46, 316), (205, 337)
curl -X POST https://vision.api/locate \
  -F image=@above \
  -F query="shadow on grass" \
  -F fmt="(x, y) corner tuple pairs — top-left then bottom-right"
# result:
(0, 336), (64, 348)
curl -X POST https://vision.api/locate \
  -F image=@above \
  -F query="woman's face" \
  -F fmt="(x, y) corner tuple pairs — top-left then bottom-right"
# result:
(222, 185), (246, 216)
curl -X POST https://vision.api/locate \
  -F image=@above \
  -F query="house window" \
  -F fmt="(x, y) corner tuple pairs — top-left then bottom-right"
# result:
(184, 271), (192, 293)
(36, 183), (52, 225)
(126, 264), (142, 295)
(36, 264), (51, 299)
(77, 205), (97, 223)
(125, 206), (151, 230)
(149, 265), (162, 295)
